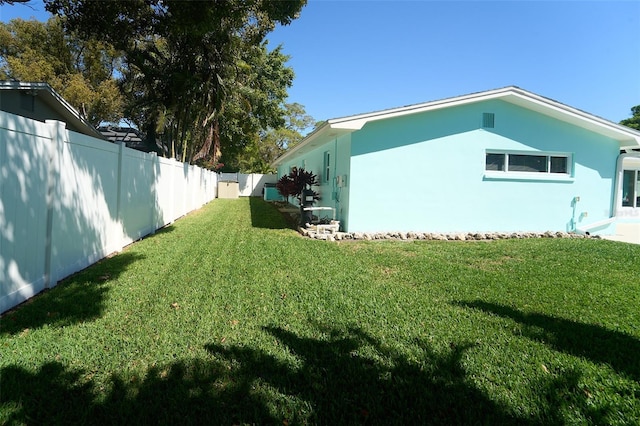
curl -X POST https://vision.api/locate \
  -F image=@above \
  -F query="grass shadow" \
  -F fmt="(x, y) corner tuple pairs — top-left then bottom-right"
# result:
(455, 300), (640, 382)
(0, 252), (144, 335)
(0, 362), (96, 425)
(1, 323), (611, 425)
(0, 358), (271, 425)
(249, 196), (296, 230)
(205, 324), (533, 425)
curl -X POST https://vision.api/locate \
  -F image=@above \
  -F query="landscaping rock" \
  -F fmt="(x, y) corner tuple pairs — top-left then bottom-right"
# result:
(298, 225), (596, 243)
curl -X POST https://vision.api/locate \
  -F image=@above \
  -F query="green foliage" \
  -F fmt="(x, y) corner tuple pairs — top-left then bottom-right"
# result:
(1, 199), (639, 424)
(620, 105), (640, 130)
(0, 17), (124, 125)
(46, 0), (307, 165)
(230, 102), (315, 173)
(217, 44), (296, 170)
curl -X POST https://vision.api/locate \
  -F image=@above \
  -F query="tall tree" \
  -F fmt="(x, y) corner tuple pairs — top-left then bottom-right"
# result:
(620, 105), (640, 130)
(46, 0), (306, 165)
(0, 17), (124, 125)
(216, 44), (299, 170)
(230, 102), (315, 173)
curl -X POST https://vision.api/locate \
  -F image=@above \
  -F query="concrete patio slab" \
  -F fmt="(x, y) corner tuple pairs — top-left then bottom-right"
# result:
(601, 223), (640, 245)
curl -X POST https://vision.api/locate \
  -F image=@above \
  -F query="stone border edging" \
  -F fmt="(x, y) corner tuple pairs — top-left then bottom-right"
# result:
(299, 228), (599, 242)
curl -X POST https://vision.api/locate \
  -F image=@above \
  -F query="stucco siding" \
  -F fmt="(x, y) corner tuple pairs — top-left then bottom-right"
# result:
(277, 134), (352, 227)
(347, 100), (619, 233)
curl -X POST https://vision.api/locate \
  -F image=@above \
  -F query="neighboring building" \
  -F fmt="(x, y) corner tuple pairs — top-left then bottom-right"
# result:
(98, 125), (165, 154)
(272, 86), (640, 235)
(0, 81), (168, 155)
(0, 80), (104, 139)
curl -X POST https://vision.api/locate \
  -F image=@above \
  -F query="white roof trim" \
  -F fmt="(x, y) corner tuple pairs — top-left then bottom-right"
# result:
(327, 87), (511, 130)
(272, 86), (640, 167)
(272, 122), (351, 167)
(0, 81), (104, 139)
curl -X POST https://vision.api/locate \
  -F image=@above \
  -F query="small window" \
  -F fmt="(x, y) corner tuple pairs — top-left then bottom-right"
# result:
(485, 153), (505, 171)
(486, 151), (570, 175)
(324, 151), (331, 182)
(550, 156), (567, 174)
(622, 170), (639, 208)
(509, 154), (548, 173)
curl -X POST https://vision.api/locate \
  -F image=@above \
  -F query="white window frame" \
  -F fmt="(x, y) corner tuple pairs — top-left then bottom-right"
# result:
(621, 169), (640, 209)
(484, 150), (574, 181)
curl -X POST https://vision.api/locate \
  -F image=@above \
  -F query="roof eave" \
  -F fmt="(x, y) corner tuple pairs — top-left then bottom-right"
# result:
(271, 122), (353, 168)
(327, 86), (519, 131)
(271, 86), (640, 167)
(0, 81), (105, 139)
(501, 90), (640, 148)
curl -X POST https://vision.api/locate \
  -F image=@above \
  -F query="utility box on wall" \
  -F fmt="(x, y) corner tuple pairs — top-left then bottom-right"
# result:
(218, 181), (239, 199)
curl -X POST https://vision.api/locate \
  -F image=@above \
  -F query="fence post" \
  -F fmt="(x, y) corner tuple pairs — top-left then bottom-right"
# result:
(43, 120), (64, 289)
(253, 174), (258, 196)
(115, 141), (125, 251)
(169, 158), (175, 224)
(150, 151), (157, 234)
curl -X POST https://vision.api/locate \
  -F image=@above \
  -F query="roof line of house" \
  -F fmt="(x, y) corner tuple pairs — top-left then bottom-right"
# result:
(0, 80), (104, 139)
(272, 86), (640, 167)
(326, 86), (521, 129)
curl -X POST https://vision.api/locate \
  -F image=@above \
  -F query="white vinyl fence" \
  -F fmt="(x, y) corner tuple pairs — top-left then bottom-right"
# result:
(0, 111), (217, 313)
(219, 172), (277, 197)
(239, 173), (277, 197)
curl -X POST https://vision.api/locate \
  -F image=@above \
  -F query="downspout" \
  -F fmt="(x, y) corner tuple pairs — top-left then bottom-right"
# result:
(574, 152), (640, 235)
(333, 137), (340, 220)
(611, 152), (627, 219)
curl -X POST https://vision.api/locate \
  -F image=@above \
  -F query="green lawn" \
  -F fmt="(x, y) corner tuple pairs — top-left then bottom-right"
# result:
(2, 198), (639, 425)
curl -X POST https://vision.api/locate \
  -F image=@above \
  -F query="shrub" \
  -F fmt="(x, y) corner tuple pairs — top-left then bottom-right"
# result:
(276, 167), (319, 204)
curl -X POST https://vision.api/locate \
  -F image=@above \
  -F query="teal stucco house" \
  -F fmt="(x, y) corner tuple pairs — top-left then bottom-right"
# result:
(272, 87), (640, 235)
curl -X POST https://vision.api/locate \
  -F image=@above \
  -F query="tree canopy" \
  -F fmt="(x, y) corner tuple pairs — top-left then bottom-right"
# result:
(0, 17), (124, 126)
(230, 102), (315, 173)
(44, 0), (307, 166)
(620, 105), (640, 130)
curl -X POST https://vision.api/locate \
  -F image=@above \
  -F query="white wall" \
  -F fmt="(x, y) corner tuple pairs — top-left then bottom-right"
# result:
(238, 173), (277, 197)
(0, 111), (217, 313)
(218, 172), (277, 197)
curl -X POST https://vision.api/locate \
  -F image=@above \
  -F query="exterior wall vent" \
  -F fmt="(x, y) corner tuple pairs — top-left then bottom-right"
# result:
(482, 112), (495, 128)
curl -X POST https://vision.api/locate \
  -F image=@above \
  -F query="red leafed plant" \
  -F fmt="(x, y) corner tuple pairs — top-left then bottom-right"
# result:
(276, 167), (319, 204)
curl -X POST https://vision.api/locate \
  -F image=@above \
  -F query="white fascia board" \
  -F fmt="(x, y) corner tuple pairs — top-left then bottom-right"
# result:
(0, 81), (104, 139)
(328, 86), (640, 148)
(502, 90), (640, 148)
(271, 123), (352, 167)
(327, 87), (515, 130)
(273, 86), (640, 168)
(39, 84), (104, 139)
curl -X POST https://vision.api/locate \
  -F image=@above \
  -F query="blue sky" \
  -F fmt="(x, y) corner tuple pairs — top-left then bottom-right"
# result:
(3, 1), (639, 124)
